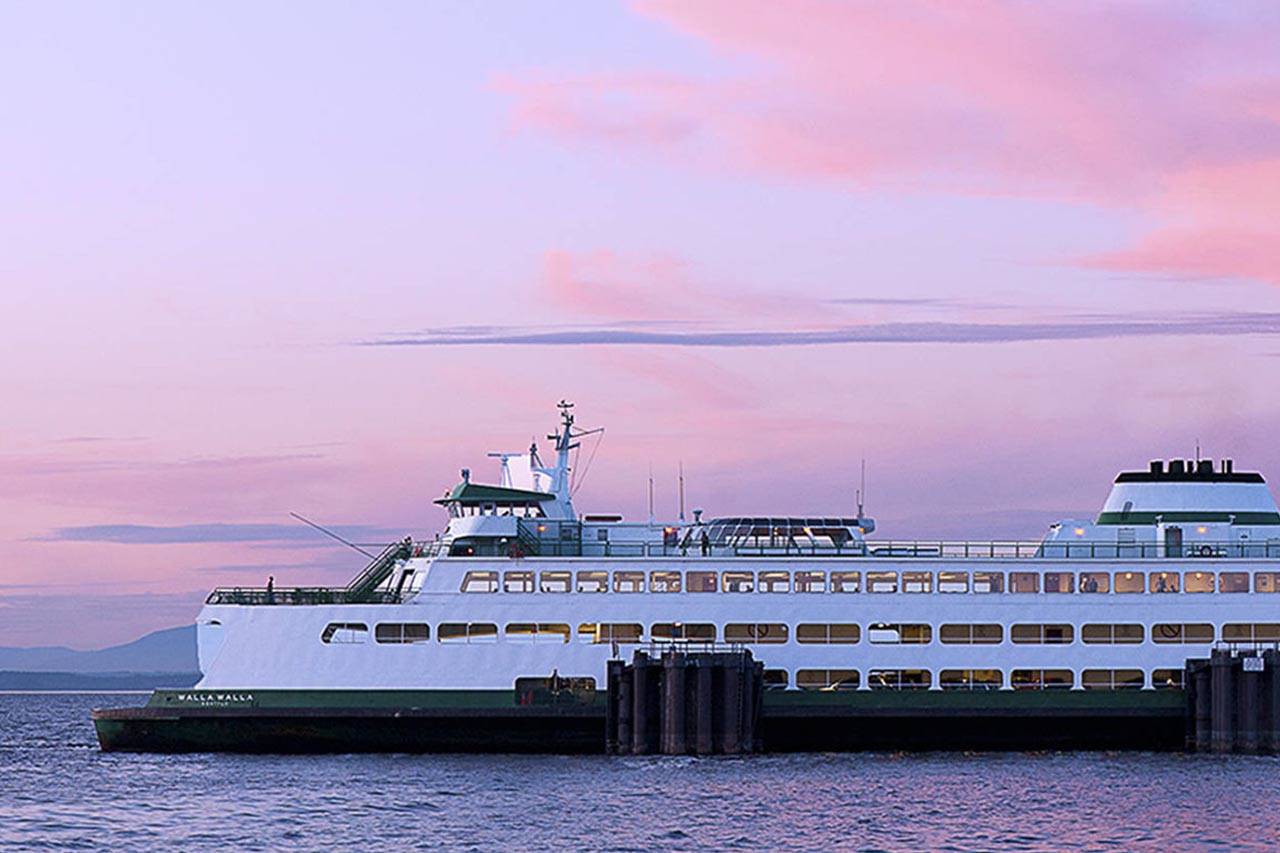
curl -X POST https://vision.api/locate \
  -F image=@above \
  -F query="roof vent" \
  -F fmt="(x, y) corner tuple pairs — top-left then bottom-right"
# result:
(1149, 460), (1164, 474)
(1197, 459), (1213, 476)
(461, 468), (470, 483)
(1169, 460), (1185, 475)
(1225, 458), (1234, 474)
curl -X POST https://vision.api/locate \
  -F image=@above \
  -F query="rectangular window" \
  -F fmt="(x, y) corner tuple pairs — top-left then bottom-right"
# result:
(902, 571), (933, 593)
(1222, 623), (1280, 642)
(724, 623), (788, 644)
(796, 623), (860, 644)
(868, 669), (931, 690)
(1183, 571), (1214, 593)
(722, 571), (755, 593)
(649, 571), (682, 593)
(1011, 624), (1074, 644)
(868, 623), (931, 644)
(866, 571), (897, 593)
(796, 669), (860, 690)
(503, 570), (534, 593)
(1010, 572), (1039, 593)
(938, 571), (969, 593)
(1152, 623), (1213, 644)
(1218, 572), (1249, 593)
(460, 571), (498, 594)
(759, 571), (791, 593)
(651, 622), (716, 642)
(1011, 669), (1073, 690)
(504, 623), (570, 644)
(613, 571), (645, 593)
(1081, 624), (1143, 644)
(1044, 572), (1074, 593)
(831, 571), (860, 593)
(940, 669), (1002, 690)
(578, 623), (643, 644)
(1255, 572), (1280, 593)
(973, 571), (1004, 593)
(939, 624), (1002, 644)
(1079, 572), (1109, 593)
(1114, 571), (1144, 593)
(1152, 669), (1185, 689)
(540, 571), (571, 593)
(687, 571), (718, 593)
(763, 669), (788, 689)
(795, 570), (827, 593)
(1149, 571), (1180, 593)
(576, 571), (608, 594)
(321, 622), (368, 644)
(1081, 669), (1144, 690)
(374, 623), (429, 644)
(437, 623), (497, 644)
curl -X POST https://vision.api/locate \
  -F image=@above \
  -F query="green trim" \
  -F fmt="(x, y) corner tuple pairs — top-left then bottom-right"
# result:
(1095, 511), (1280, 525)
(434, 482), (554, 505)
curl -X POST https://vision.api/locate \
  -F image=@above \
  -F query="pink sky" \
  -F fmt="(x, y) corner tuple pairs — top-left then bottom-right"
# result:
(4, 1), (1280, 648)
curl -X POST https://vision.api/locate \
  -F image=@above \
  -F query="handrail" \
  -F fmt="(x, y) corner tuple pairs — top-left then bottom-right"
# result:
(205, 587), (401, 606)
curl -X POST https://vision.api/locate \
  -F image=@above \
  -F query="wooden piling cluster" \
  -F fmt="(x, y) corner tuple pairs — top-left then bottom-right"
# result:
(1185, 648), (1280, 754)
(606, 647), (763, 755)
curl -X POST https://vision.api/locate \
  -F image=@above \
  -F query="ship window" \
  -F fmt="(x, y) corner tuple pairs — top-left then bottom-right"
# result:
(460, 571), (498, 594)
(1152, 668), (1185, 689)
(868, 669), (931, 690)
(1081, 624), (1143, 644)
(650, 622), (716, 642)
(763, 669), (789, 689)
(1222, 623), (1280, 642)
(1254, 572), (1280, 593)
(687, 571), (718, 593)
(613, 571), (645, 593)
(321, 622), (368, 644)
(939, 624), (1002, 644)
(577, 623), (643, 644)
(722, 571), (755, 593)
(1152, 623), (1213, 644)
(796, 623), (860, 644)
(1081, 669), (1144, 690)
(1079, 572), (1110, 593)
(903, 571), (932, 593)
(759, 571), (791, 593)
(973, 571), (1004, 593)
(1011, 624), (1073, 644)
(503, 571), (534, 593)
(868, 623), (931, 644)
(576, 571), (608, 593)
(1010, 572), (1039, 593)
(940, 669), (1002, 690)
(374, 623), (429, 644)
(437, 623), (497, 644)
(795, 571), (827, 593)
(866, 571), (897, 593)
(1114, 572), (1144, 593)
(1184, 571), (1214, 593)
(938, 571), (969, 593)
(649, 571), (682, 593)
(725, 623), (788, 644)
(831, 571), (861, 593)
(1218, 572), (1249, 593)
(1044, 572), (1074, 593)
(1149, 572), (1180, 593)
(540, 571), (571, 593)
(1011, 669), (1073, 690)
(504, 623), (570, 644)
(797, 669), (860, 690)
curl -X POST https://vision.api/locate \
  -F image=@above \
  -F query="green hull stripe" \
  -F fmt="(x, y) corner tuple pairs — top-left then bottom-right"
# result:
(1095, 511), (1280, 525)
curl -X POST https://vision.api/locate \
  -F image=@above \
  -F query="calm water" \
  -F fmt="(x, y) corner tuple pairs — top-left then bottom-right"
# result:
(1, 693), (1277, 851)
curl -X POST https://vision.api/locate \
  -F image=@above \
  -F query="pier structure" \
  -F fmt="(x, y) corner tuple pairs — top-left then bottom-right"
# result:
(1185, 647), (1280, 754)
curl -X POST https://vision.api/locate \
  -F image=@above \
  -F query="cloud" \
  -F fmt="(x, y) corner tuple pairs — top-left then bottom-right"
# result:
(37, 522), (402, 545)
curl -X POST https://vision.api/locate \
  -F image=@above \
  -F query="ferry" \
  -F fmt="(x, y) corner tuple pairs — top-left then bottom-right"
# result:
(93, 403), (1280, 752)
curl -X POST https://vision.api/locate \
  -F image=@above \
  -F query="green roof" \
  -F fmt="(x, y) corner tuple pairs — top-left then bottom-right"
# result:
(434, 481), (555, 505)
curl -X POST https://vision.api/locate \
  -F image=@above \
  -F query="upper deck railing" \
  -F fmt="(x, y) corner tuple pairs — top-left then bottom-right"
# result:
(205, 587), (401, 606)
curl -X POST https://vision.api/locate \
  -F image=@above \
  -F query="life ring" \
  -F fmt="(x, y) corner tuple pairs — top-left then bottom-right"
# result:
(1199, 545), (1213, 557)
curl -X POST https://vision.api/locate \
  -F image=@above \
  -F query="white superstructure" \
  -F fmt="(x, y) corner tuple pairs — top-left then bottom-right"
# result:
(195, 404), (1280, 694)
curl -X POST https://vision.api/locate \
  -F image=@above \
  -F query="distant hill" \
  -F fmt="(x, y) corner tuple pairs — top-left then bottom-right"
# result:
(0, 625), (198, 674)
(0, 671), (201, 690)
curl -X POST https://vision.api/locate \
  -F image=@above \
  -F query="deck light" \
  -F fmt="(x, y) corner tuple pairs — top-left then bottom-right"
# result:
(1197, 526), (1208, 534)
(1073, 527), (1085, 536)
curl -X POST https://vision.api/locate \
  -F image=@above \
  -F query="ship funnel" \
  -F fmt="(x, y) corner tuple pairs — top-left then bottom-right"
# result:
(1149, 460), (1164, 474)
(1169, 460), (1185, 475)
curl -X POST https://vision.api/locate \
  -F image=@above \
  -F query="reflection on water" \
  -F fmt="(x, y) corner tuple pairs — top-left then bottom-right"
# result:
(1, 694), (1276, 851)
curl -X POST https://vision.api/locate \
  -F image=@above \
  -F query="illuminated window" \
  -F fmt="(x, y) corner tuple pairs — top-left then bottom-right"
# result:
(651, 622), (715, 642)
(539, 571), (571, 593)
(504, 623), (570, 644)
(577, 623), (642, 644)
(903, 571), (933, 593)
(1078, 572), (1109, 593)
(938, 571), (969, 593)
(1010, 572), (1039, 593)
(576, 571), (608, 593)
(1152, 669), (1185, 689)
(866, 571), (898, 593)
(1152, 623), (1213, 644)
(722, 571), (755, 593)
(868, 623), (931, 644)
(1222, 623), (1280, 642)
(1011, 669), (1073, 690)
(831, 571), (861, 593)
(1011, 624), (1073, 644)
(868, 669), (931, 690)
(759, 571), (791, 593)
(374, 623), (429, 644)
(1114, 572), (1144, 593)
(1044, 572), (1074, 593)
(685, 571), (716, 593)
(460, 571), (498, 593)
(1255, 572), (1280, 593)
(503, 571), (533, 593)
(1149, 572), (1180, 593)
(1081, 669), (1144, 690)
(437, 623), (497, 644)
(1081, 624), (1143, 644)
(649, 571), (682, 593)
(1218, 572), (1249, 593)
(613, 571), (645, 593)
(796, 623), (859, 644)
(796, 669), (860, 690)
(321, 622), (368, 644)
(939, 624), (1002, 644)
(724, 623), (788, 644)
(1183, 571), (1214, 593)
(940, 669), (1002, 690)
(973, 571), (1004, 593)
(795, 571), (827, 593)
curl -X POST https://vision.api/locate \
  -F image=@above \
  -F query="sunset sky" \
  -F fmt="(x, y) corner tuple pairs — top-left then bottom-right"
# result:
(5, 1), (1280, 648)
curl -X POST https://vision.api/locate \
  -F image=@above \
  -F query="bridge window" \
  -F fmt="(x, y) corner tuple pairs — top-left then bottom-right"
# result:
(796, 623), (860, 644)
(540, 571), (571, 593)
(321, 622), (368, 644)
(722, 571), (755, 593)
(578, 623), (643, 644)
(831, 571), (861, 593)
(1010, 572), (1039, 593)
(939, 624), (1002, 644)
(1079, 572), (1109, 593)
(1152, 669), (1185, 689)
(438, 623), (497, 644)
(1222, 623), (1280, 642)
(576, 571), (608, 593)
(903, 571), (932, 593)
(868, 669), (931, 690)
(613, 571), (645, 593)
(866, 571), (897, 593)
(374, 623), (429, 644)
(795, 571), (826, 593)
(940, 669), (1002, 690)
(503, 571), (534, 593)
(649, 571), (682, 593)
(460, 571), (498, 593)
(938, 571), (969, 593)
(763, 669), (789, 689)
(1081, 624), (1143, 644)
(1184, 571), (1214, 593)
(1218, 572), (1249, 593)
(1011, 624), (1073, 644)
(1114, 572), (1144, 593)
(1044, 572), (1073, 593)
(1011, 669), (1073, 690)
(651, 622), (715, 642)
(797, 669), (860, 690)
(973, 571), (1004, 593)
(504, 623), (570, 644)
(1081, 669), (1144, 690)
(869, 623), (931, 644)
(1255, 572), (1280, 593)
(725, 623), (788, 644)
(1152, 623), (1213, 644)
(1149, 572), (1180, 593)
(687, 571), (718, 593)
(759, 571), (791, 593)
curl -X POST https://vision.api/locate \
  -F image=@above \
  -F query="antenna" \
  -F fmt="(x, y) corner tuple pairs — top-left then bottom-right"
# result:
(857, 458), (867, 518)
(289, 512), (375, 559)
(678, 461), (686, 523)
(1195, 438), (1201, 464)
(648, 463), (655, 524)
